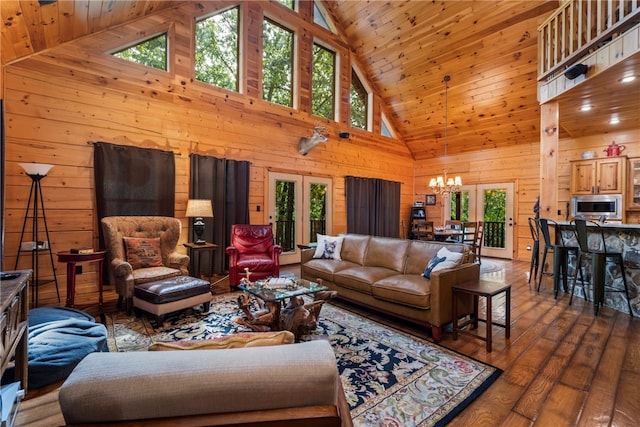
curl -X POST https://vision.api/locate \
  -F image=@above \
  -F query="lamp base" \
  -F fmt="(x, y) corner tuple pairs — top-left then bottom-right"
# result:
(193, 239), (207, 245)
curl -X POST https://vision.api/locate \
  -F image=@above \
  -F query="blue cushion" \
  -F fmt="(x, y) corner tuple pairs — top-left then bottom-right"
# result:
(2, 307), (107, 390)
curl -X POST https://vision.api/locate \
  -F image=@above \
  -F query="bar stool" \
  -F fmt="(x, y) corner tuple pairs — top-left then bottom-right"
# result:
(536, 218), (579, 298)
(570, 219), (634, 317)
(527, 218), (539, 287)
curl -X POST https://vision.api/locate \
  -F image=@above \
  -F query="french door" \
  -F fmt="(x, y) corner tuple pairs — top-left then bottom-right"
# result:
(447, 182), (514, 259)
(267, 172), (332, 265)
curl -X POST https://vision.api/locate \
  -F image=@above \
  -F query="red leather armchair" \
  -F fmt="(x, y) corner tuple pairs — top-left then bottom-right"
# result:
(226, 224), (283, 286)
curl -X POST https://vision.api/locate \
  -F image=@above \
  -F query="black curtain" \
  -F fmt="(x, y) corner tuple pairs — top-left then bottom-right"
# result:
(346, 176), (401, 237)
(94, 142), (176, 247)
(190, 154), (250, 275)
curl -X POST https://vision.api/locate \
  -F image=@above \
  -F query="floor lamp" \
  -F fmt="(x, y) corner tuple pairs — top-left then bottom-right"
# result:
(14, 163), (59, 307)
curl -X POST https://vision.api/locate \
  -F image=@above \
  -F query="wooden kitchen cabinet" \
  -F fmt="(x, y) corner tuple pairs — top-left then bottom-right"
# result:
(570, 157), (626, 195)
(628, 158), (640, 210)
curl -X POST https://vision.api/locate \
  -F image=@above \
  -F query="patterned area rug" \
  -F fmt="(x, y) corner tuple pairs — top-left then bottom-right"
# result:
(103, 293), (501, 427)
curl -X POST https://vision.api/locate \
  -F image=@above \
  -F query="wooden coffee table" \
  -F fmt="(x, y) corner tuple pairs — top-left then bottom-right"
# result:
(237, 278), (336, 339)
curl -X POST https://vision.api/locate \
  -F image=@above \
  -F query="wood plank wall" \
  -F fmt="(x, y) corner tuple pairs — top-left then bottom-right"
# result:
(1, 1), (414, 299)
(2, 0), (639, 305)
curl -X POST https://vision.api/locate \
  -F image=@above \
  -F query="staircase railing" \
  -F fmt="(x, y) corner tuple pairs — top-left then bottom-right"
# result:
(538, 0), (640, 81)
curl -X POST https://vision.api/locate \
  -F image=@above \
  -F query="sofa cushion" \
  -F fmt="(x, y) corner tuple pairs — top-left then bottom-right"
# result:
(334, 266), (397, 293)
(313, 234), (344, 260)
(371, 275), (432, 309)
(404, 241), (468, 275)
(339, 234), (371, 265)
(124, 237), (163, 269)
(363, 237), (410, 272)
(423, 246), (464, 279)
(302, 259), (358, 282)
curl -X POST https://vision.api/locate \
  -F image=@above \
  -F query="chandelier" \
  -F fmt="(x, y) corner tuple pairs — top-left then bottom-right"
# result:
(429, 75), (462, 195)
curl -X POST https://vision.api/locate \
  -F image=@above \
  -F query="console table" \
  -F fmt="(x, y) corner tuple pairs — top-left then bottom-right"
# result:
(1, 270), (30, 424)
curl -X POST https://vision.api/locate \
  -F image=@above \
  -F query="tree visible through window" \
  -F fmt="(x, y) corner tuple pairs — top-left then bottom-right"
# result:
(263, 19), (294, 107)
(350, 69), (368, 129)
(312, 43), (335, 119)
(195, 7), (239, 91)
(112, 33), (167, 71)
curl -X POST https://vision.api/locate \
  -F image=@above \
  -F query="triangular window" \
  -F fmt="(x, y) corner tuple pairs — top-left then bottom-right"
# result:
(111, 33), (167, 71)
(314, 2), (335, 33)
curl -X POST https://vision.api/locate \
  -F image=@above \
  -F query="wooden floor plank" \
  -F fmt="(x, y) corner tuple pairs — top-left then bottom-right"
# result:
(13, 258), (640, 426)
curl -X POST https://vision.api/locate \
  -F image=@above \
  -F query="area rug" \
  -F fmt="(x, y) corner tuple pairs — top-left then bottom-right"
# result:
(103, 293), (502, 426)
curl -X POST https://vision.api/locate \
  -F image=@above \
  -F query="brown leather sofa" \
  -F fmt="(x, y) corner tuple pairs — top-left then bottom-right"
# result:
(301, 234), (480, 342)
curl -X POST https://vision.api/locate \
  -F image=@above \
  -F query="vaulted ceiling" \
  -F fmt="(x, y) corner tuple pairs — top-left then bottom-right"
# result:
(2, 1), (638, 160)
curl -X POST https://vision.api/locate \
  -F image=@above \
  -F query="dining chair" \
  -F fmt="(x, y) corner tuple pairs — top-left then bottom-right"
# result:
(414, 220), (434, 241)
(527, 218), (540, 287)
(472, 221), (484, 264)
(570, 219), (633, 316)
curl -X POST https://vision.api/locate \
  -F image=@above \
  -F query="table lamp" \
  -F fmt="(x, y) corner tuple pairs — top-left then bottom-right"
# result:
(186, 199), (213, 244)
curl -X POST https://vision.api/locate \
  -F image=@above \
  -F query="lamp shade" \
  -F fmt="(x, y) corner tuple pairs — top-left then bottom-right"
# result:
(19, 163), (54, 176)
(185, 199), (213, 218)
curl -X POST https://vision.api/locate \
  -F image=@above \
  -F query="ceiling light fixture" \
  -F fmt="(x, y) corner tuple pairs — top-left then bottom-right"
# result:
(429, 75), (461, 195)
(609, 117), (620, 125)
(579, 105), (592, 111)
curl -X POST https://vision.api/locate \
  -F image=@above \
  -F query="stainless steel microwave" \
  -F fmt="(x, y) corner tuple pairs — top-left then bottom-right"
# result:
(571, 194), (622, 220)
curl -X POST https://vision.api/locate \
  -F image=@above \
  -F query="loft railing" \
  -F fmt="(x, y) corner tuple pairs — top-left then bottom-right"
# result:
(538, 0), (640, 81)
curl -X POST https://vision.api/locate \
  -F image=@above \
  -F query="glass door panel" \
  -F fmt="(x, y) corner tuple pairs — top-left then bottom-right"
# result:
(268, 172), (332, 265)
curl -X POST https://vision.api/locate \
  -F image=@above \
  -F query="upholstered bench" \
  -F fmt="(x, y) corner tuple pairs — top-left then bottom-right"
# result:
(133, 276), (212, 322)
(58, 340), (349, 426)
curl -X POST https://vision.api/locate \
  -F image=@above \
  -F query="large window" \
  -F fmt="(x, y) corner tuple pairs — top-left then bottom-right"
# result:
(350, 68), (368, 129)
(195, 7), (239, 91)
(312, 43), (336, 119)
(112, 33), (167, 71)
(263, 19), (294, 107)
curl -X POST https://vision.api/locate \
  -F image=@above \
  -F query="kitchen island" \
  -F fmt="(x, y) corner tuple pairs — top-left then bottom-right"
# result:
(556, 221), (639, 317)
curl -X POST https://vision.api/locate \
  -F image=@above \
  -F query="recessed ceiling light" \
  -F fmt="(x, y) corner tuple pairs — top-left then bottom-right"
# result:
(579, 105), (592, 111)
(609, 117), (620, 125)
(620, 75), (636, 83)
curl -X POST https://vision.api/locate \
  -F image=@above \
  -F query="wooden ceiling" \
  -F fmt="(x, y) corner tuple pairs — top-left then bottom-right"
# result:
(2, 1), (638, 160)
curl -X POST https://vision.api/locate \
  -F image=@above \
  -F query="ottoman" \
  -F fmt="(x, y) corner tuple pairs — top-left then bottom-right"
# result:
(133, 276), (212, 323)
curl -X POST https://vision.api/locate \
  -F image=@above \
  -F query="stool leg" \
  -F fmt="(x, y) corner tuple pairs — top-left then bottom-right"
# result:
(505, 288), (511, 340)
(537, 247), (549, 292)
(486, 295), (492, 352)
(452, 290), (459, 341)
(616, 256), (634, 318)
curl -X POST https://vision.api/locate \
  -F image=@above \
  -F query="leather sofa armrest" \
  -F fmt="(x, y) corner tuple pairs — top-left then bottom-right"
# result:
(429, 263), (480, 327)
(301, 247), (315, 263)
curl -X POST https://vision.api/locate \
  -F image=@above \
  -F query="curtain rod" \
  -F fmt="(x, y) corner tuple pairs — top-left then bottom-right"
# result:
(87, 141), (181, 156)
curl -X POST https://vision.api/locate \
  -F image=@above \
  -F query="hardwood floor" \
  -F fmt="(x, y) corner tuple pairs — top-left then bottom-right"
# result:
(13, 259), (640, 426)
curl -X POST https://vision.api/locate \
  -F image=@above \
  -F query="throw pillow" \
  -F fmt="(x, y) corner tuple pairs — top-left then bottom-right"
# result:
(312, 234), (344, 260)
(423, 246), (464, 279)
(123, 237), (163, 270)
(147, 331), (295, 351)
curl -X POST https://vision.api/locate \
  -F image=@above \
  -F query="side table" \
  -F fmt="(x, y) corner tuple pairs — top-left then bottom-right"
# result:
(452, 279), (511, 352)
(57, 250), (106, 310)
(184, 242), (219, 279)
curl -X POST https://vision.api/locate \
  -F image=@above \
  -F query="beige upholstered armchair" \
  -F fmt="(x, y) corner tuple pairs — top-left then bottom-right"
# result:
(101, 216), (189, 314)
